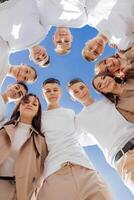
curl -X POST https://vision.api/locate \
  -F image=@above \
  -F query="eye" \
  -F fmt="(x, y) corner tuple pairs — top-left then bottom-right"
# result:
(46, 90), (51, 93)
(94, 50), (99, 56)
(101, 76), (106, 80)
(74, 90), (78, 94)
(24, 77), (28, 81)
(54, 89), (58, 92)
(56, 40), (62, 44)
(97, 83), (102, 89)
(80, 86), (84, 90)
(15, 86), (19, 90)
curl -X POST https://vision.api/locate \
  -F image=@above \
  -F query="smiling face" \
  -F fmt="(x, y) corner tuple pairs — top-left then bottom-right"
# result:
(83, 37), (105, 61)
(69, 81), (90, 104)
(19, 95), (39, 120)
(7, 83), (27, 100)
(42, 83), (62, 105)
(30, 45), (49, 67)
(53, 28), (73, 54)
(14, 64), (36, 83)
(93, 75), (116, 93)
(96, 57), (121, 75)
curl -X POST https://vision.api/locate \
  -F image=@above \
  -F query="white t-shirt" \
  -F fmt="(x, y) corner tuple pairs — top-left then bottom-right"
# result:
(76, 99), (134, 167)
(41, 107), (94, 179)
(0, 0), (49, 51)
(0, 94), (6, 128)
(87, 0), (134, 50)
(0, 122), (31, 176)
(36, 0), (88, 28)
(0, 37), (9, 86)
(37, 0), (134, 50)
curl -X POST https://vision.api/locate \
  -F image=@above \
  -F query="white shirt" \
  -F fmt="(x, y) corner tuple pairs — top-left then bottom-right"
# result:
(41, 107), (94, 179)
(86, 0), (134, 50)
(0, 0), (49, 51)
(76, 99), (134, 167)
(36, 0), (87, 28)
(0, 37), (9, 86)
(0, 122), (31, 176)
(37, 0), (134, 50)
(0, 94), (6, 128)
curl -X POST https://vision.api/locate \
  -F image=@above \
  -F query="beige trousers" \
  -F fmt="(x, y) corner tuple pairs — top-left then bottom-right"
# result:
(116, 148), (134, 195)
(38, 163), (114, 200)
(0, 179), (17, 200)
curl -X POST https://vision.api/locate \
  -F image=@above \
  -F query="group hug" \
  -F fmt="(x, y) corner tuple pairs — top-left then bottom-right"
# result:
(0, 0), (134, 199)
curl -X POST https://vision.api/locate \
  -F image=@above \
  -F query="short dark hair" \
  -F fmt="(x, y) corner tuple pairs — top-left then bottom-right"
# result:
(68, 78), (84, 88)
(42, 78), (61, 87)
(17, 82), (28, 93)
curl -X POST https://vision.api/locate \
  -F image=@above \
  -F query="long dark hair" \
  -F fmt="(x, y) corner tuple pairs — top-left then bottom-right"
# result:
(92, 72), (124, 104)
(5, 93), (42, 134)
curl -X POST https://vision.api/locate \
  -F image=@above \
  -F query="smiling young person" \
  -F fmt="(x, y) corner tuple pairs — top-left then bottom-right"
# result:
(68, 78), (134, 194)
(0, 93), (47, 200)
(95, 44), (134, 77)
(38, 78), (114, 200)
(92, 71), (134, 123)
(0, 82), (28, 127)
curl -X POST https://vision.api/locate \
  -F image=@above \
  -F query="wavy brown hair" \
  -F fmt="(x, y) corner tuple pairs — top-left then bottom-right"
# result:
(5, 93), (42, 134)
(92, 72), (123, 104)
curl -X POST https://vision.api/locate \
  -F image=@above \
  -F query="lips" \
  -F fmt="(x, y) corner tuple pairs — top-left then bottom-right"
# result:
(81, 93), (87, 99)
(25, 106), (33, 111)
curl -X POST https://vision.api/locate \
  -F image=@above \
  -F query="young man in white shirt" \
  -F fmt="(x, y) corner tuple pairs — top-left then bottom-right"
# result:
(68, 78), (134, 195)
(0, 63), (37, 87)
(38, 78), (114, 200)
(0, 81), (28, 127)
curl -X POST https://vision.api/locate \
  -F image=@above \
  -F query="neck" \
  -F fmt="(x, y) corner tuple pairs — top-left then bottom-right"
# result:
(20, 117), (32, 124)
(47, 103), (60, 110)
(83, 97), (95, 107)
(1, 93), (8, 103)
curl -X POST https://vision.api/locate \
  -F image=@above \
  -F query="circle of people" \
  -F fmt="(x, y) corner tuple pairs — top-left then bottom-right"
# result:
(0, 0), (134, 200)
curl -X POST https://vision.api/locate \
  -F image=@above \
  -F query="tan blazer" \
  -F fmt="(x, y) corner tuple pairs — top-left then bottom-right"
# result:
(116, 78), (134, 123)
(118, 44), (134, 72)
(0, 123), (48, 200)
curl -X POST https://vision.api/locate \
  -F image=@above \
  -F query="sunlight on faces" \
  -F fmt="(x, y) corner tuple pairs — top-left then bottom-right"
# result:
(30, 45), (49, 67)
(15, 64), (36, 83)
(69, 82), (90, 104)
(93, 75), (116, 93)
(42, 83), (62, 104)
(53, 28), (73, 55)
(19, 96), (39, 120)
(96, 57), (121, 75)
(7, 84), (27, 100)
(83, 38), (105, 61)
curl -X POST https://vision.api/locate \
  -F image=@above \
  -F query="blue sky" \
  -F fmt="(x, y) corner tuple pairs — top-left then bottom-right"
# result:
(2, 25), (133, 199)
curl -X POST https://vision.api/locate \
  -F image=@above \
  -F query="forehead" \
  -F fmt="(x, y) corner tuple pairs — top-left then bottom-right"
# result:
(70, 82), (86, 90)
(27, 95), (39, 102)
(43, 83), (61, 90)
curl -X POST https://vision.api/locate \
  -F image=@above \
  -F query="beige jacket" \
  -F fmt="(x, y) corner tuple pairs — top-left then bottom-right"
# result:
(116, 78), (134, 123)
(0, 123), (48, 200)
(118, 44), (134, 71)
